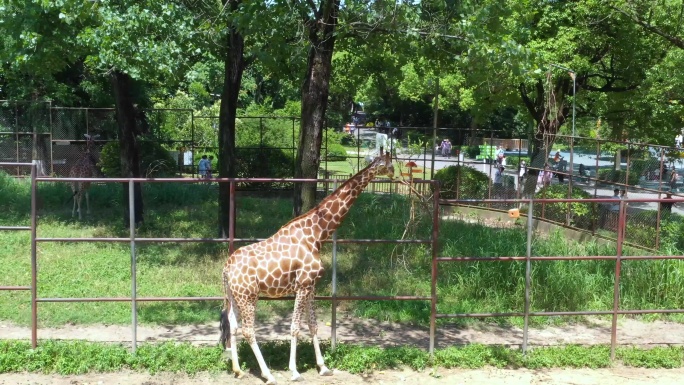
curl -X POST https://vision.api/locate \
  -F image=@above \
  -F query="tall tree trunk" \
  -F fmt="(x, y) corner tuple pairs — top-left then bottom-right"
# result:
(519, 79), (569, 197)
(111, 70), (144, 227)
(217, 0), (245, 238)
(293, 0), (340, 216)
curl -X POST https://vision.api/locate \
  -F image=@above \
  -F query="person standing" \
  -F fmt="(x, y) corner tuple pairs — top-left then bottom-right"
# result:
(207, 156), (214, 179)
(519, 160), (527, 184)
(198, 155), (209, 178)
(670, 169), (679, 192)
(661, 193), (675, 217)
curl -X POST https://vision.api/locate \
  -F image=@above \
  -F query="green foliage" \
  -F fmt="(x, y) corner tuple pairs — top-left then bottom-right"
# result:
(463, 145), (480, 159)
(0, 340), (681, 376)
(234, 147), (295, 189)
(534, 184), (597, 229)
(597, 169), (640, 186)
(99, 141), (177, 177)
(433, 165), (490, 200)
(325, 143), (348, 161)
(506, 155), (531, 170)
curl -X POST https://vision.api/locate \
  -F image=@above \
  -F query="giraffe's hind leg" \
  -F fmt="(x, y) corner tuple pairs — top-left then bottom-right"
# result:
(85, 189), (90, 216)
(305, 291), (331, 376)
(239, 297), (276, 384)
(221, 270), (244, 378)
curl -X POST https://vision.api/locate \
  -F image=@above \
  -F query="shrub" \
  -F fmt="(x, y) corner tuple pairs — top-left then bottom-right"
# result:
(597, 169), (640, 186)
(325, 143), (348, 161)
(235, 146), (295, 189)
(99, 141), (177, 177)
(534, 184), (598, 230)
(506, 155), (531, 170)
(463, 145), (480, 159)
(434, 165), (490, 200)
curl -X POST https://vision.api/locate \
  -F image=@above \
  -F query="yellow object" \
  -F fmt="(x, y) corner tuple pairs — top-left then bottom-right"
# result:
(508, 208), (520, 218)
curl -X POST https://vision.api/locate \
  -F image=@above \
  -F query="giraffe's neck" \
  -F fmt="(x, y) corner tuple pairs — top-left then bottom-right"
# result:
(296, 162), (380, 242)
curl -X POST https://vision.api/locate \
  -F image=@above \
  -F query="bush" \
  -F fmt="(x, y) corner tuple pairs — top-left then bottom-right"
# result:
(99, 141), (177, 177)
(597, 169), (640, 186)
(463, 145), (480, 159)
(434, 165), (490, 200)
(325, 143), (348, 161)
(534, 184), (598, 229)
(235, 146), (295, 189)
(506, 155), (531, 170)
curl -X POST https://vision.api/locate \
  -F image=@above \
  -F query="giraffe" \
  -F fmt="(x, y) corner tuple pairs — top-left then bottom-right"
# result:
(219, 149), (395, 384)
(69, 134), (100, 219)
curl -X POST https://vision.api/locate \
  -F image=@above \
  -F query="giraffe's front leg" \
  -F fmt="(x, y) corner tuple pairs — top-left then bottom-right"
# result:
(306, 292), (332, 376)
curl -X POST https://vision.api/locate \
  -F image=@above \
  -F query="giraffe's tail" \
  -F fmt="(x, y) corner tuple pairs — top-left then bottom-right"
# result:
(63, 188), (78, 206)
(219, 267), (231, 349)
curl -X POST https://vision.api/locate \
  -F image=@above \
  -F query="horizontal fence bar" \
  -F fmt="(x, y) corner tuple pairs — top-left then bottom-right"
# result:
(0, 286), (31, 291)
(442, 198), (684, 204)
(36, 176), (431, 184)
(437, 309), (684, 319)
(36, 295), (432, 303)
(0, 226), (31, 231)
(36, 237), (430, 244)
(438, 255), (684, 262)
(0, 162), (33, 167)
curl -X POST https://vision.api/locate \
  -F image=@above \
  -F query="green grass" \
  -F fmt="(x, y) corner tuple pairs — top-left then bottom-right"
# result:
(0, 340), (681, 375)
(2, 172), (684, 328)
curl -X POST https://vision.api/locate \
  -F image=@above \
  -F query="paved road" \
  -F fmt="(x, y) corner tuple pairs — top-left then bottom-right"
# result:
(349, 127), (684, 215)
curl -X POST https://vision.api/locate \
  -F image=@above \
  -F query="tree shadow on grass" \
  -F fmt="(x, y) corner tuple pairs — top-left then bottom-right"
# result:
(138, 300), (220, 325)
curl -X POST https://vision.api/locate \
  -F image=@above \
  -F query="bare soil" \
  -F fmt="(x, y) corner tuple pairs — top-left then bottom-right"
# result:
(2, 316), (684, 384)
(2, 315), (684, 348)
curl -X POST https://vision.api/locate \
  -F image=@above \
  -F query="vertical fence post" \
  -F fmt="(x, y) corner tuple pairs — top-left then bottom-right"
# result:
(129, 180), (138, 353)
(522, 199), (534, 355)
(429, 181), (440, 355)
(30, 161), (38, 348)
(229, 180), (236, 255)
(331, 180), (339, 351)
(610, 200), (626, 360)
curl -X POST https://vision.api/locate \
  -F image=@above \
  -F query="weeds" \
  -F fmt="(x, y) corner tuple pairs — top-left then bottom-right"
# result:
(0, 340), (681, 375)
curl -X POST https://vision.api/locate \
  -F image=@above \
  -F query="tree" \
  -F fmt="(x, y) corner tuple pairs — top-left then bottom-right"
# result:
(217, 0), (246, 237)
(292, 0), (342, 215)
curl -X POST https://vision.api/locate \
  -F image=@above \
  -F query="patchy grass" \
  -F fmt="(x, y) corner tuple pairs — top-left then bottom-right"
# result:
(0, 340), (681, 375)
(1, 172), (684, 329)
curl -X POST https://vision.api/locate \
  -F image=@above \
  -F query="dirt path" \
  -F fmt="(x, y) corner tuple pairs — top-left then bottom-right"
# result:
(2, 316), (684, 348)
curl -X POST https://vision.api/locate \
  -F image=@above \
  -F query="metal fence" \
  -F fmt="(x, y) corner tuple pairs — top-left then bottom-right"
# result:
(2, 162), (684, 359)
(0, 102), (300, 179)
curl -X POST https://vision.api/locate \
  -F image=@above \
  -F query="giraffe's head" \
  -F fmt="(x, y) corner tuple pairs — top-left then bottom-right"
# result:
(373, 147), (395, 179)
(83, 134), (103, 175)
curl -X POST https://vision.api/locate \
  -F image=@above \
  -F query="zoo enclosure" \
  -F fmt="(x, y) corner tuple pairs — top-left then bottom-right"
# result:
(3, 162), (684, 360)
(0, 101), (299, 178)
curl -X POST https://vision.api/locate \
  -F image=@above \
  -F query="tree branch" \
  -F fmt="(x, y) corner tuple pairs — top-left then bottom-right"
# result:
(612, 5), (684, 49)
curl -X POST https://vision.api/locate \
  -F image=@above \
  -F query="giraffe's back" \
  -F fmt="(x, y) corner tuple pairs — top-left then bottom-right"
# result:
(225, 223), (324, 298)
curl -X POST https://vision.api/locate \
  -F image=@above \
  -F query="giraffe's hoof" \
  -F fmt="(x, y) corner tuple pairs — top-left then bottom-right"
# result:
(319, 366), (333, 376)
(233, 369), (245, 379)
(291, 371), (302, 381)
(265, 375), (277, 385)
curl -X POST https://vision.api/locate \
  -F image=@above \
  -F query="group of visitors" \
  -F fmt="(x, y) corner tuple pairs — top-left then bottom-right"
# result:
(198, 155), (213, 179)
(438, 139), (452, 158)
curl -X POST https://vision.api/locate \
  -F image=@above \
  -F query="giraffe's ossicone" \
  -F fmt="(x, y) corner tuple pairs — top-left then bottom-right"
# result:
(220, 149), (395, 384)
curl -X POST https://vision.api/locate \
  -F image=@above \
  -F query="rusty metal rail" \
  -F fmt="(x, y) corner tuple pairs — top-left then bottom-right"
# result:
(3, 165), (684, 359)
